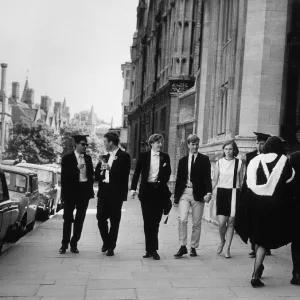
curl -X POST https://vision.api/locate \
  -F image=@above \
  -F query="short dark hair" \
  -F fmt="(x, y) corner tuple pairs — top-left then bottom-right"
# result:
(187, 134), (200, 144)
(222, 139), (239, 157)
(148, 133), (164, 146)
(104, 132), (120, 146)
(263, 136), (285, 155)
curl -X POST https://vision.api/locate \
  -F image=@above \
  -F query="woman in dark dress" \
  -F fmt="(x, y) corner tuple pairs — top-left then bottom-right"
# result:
(235, 136), (295, 288)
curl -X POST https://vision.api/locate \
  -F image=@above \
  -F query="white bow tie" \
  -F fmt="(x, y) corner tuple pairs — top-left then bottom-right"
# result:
(152, 152), (159, 156)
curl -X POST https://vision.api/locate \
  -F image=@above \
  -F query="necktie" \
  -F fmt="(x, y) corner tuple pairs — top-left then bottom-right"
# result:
(190, 154), (195, 182)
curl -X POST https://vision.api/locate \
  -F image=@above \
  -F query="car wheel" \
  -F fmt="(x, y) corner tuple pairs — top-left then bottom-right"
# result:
(26, 219), (35, 231)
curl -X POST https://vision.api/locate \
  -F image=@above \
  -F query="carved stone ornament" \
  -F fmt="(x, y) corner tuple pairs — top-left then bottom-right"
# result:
(171, 82), (190, 93)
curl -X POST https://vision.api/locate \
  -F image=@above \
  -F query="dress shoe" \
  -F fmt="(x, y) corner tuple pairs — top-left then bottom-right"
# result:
(174, 246), (188, 258)
(152, 251), (160, 260)
(291, 274), (300, 285)
(59, 246), (67, 254)
(190, 247), (197, 257)
(249, 250), (256, 258)
(106, 249), (114, 256)
(70, 247), (79, 254)
(265, 249), (271, 256)
(251, 278), (265, 288)
(143, 252), (153, 258)
(101, 245), (108, 252)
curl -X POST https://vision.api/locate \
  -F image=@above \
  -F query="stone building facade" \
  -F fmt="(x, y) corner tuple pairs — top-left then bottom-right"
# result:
(128, 0), (300, 222)
(128, 0), (202, 181)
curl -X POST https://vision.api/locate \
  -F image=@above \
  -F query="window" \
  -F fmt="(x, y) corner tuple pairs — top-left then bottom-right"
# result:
(31, 176), (38, 192)
(133, 123), (138, 159)
(0, 172), (9, 202)
(222, 0), (233, 46)
(160, 107), (167, 134)
(218, 84), (228, 135)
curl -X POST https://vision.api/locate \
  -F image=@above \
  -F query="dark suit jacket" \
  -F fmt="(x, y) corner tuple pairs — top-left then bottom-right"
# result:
(95, 149), (131, 202)
(174, 153), (212, 204)
(245, 150), (258, 168)
(61, 151), (94, 203)
(130, 151), (171, 201)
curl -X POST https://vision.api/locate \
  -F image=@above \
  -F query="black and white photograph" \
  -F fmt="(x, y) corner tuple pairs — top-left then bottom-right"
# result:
(0, 0), (299, 299)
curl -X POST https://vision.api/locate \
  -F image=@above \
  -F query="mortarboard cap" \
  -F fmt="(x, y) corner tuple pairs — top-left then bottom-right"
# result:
(253, 132), (271, 142)
(72, 134), (89, 143)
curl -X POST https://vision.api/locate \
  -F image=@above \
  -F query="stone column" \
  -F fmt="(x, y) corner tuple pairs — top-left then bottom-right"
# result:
(239, 0), (289, 136)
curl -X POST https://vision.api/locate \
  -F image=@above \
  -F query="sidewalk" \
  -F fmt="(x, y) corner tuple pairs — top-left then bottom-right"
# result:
(0, 196), (298, 300)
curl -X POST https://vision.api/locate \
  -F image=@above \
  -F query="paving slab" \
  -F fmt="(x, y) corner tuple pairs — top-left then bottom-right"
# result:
(0, 197), (297, 300)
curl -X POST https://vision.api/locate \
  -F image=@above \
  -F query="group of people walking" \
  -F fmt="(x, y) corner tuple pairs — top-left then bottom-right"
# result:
(58, 131), (300, 289)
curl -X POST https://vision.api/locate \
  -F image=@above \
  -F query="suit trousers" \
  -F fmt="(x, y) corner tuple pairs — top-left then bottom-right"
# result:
(140, 184), (164, 252)
(62, 182), (90, 248)
(96, 184), (123, 250)
(178, 188), (204, 248)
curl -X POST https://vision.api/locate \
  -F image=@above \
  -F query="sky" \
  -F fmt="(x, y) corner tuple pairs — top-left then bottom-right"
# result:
(0, 0), (138, 127)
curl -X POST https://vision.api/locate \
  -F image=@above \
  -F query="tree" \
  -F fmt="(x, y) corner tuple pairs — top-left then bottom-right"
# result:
(5, 121), (57, 164)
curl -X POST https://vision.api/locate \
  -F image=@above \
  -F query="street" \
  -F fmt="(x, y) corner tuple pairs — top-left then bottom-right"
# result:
(0, 195), (298, 299)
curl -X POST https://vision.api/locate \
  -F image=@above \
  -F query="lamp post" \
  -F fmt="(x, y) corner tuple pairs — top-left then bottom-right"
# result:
(0, 63), (8, 162)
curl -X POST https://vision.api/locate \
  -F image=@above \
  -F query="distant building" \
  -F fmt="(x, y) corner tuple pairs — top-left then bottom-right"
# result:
(9, 78), (70, 132)
(120, 62), (131, 147)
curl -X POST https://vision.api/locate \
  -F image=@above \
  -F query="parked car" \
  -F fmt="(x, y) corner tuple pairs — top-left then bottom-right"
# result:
(0, 169), (19, 252)
(16, 163), (59, 219)
(43, 164), (62, 211)
(0, 164), (39, 239)
(1, 160), (15, 166)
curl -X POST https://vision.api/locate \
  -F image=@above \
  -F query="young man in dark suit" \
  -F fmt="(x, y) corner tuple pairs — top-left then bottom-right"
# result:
(59, 135), (95, 254)
(95, 132), (131, 257)
(246, 132), (271, 258)
(173, 134), (212, 258)
(130, 133), (171, 260)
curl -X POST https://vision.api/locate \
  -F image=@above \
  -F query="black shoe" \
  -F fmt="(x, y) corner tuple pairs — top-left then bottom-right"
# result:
(265, 249), (271, 256)
(190, 247), (197, 257)
(70, 247), (79, 254)
(291, 274), (300, 285)
(251, 278), (265, 288)
(102, 245), (108, 253)
(143, 252), (153, 258)
(174, 246), (188, 258)
(152, 251), (160, 260)
(106, 249), (114, 256)
(257, 264), (264, 279)
(59, 246), (67, 254)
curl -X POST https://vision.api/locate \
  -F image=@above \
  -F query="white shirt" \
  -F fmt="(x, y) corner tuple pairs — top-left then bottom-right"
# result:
(187, 152), (198, 186)
(217, 157), (242, 188)
(148, 150), (160, 182)
(103, 148), (119, 183)
(74, 151), (87, 182)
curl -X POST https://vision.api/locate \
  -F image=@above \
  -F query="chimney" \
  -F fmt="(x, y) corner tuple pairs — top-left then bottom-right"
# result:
(12, 82), (20, 101)
(1, 63), (8, 94)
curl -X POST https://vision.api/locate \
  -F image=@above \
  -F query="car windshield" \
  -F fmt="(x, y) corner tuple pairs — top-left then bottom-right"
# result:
(4, 172), (27, 193)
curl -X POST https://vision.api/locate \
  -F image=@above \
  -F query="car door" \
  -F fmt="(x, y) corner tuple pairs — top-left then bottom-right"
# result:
(0, 171), (18, 242)
(27, 175), (39, 224)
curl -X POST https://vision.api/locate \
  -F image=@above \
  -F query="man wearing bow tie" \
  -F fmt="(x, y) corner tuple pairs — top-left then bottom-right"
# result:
(59, 135), (94, 254)
(173, 134), (212, 258)
(95, 132), (131, 256)
(130, 134), (172, 260)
